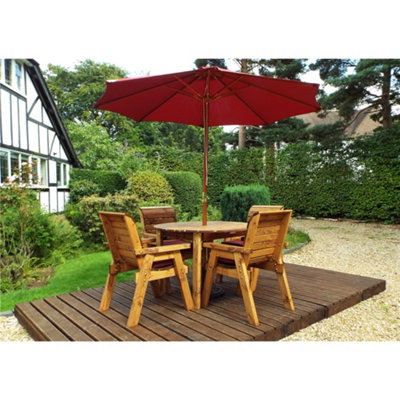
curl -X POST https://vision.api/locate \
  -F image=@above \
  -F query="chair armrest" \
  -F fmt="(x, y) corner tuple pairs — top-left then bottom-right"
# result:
(134, 243), (191, 255)
(141, 237), (157, 247)
(140, 232), (157, 239)
(203, 242), (251, 254)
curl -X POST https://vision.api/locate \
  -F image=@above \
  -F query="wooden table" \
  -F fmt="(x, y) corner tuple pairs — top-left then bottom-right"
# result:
(154, 221), (247, 309)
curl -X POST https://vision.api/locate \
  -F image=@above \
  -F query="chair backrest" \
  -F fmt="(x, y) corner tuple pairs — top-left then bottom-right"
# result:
(139, 206), (177, 234)
(243, 210), (292, 264)
(99, 211), (142, 268)
(247, 205), (284, 222)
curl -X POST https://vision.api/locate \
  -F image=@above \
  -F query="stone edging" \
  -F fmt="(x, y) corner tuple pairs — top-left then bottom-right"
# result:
(283, 241), (310, 255)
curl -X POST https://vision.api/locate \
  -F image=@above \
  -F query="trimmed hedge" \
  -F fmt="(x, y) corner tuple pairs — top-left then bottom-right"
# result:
(64, 193), (139, 244)
(162, 171), (202, 219)
(69, 169), (126, 203)
(126, 171), (174, 204)
(221, 184), (271, 222)
(270, 125), (400, 223)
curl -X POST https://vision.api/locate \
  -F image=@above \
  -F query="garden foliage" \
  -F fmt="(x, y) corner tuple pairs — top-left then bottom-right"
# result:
(221, 184), (271, 222)
(0, 184), (82, 293)
(64, 192), (139, 244)
(270, 125), (400, 223)
(69, 169), (126, 203)
(126, 170), (174, 205)
(161, 171), (202, 219)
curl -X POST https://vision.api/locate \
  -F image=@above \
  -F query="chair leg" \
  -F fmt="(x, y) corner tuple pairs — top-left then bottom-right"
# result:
(201, 251), (217, 307)
(234, 253), (259, 326)
(215, 274), (223, 283)
(99, 271), (117, 311)
(250, 268), (260, 292)
(165, 278), (173, 294)
(276, 265), (295, 311)
(172, 253), (194, 311)
(151, 280), (163, 298)
(127, 254), (153, 328)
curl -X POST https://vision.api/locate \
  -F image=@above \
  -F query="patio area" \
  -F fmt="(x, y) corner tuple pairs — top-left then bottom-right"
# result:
(14, 262), (385, 341)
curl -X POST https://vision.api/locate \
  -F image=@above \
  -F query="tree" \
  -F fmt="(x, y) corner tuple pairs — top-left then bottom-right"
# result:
(231, 58), (308, 148)
(310, 59), (400, 129)
(44, 60), (138, 140)
(194, 59), (227, 69)
(66, 122), (120, 170)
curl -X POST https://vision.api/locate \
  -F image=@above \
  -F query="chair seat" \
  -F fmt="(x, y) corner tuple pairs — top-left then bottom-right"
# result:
(164, 239), (189, 246)
(222, 239), (244, 246)
(152, 259), (175, 269)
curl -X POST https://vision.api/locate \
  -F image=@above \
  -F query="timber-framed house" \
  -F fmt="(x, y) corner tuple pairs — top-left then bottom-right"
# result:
(0, 59), (81, 212)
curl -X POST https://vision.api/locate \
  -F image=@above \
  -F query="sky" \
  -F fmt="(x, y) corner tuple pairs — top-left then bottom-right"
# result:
(3, 1), (398, 79)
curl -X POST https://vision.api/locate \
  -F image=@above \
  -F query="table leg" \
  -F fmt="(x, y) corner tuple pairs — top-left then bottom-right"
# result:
(192, 232), (202, 310)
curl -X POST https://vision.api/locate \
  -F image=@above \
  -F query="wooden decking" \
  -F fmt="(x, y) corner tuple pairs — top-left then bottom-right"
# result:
(14, 263), (385, 341)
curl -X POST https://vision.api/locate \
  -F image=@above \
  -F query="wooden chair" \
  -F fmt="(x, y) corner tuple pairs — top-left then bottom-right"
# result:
(202, 210), (294, 326)
(217, 205), (285, 283)
(99, 211), (193, 328)
(139, 206), (192, 294)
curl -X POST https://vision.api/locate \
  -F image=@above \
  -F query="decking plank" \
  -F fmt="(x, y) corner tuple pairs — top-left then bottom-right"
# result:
(114, 283), (227, 341)
(44, 297), (117, 341)
(118, 281), (253, 341)
(14, 263), (386, 342)
(85, 288), (187, 341)
(30, 299), (94, 341)
(14, 302), (69, 341)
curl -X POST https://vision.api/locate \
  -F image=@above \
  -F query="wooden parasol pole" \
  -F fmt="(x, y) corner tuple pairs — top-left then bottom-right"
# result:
(202, 69), (211, 226)
(202, 100), (209, 226)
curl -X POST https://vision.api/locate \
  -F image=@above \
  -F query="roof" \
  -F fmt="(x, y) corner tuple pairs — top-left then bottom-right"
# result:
(25, 59), (82, 168)
(297, 109), (381, 137)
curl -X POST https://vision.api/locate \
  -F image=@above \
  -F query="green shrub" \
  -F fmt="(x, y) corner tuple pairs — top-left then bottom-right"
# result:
(65, 192), (139, 244)
(161, 171), (202, 219)
(0, 184), (82, 293)
(208, 148), (265, 206)
(270, 125), (400, 223)
(69, 169), (126, 203)
(126, 170), (174, 204)
(220, 184), (270, 221)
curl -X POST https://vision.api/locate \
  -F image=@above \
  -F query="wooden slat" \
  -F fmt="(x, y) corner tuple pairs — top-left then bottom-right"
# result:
(14, 302), (69, 341)
(85, 288), (188, 341)
(30, 299), (94, 341)
(44, 297), (118, 341)
(15, 263), (386, 342)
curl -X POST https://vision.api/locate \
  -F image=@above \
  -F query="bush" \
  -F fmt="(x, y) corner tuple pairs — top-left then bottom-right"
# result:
(126, 170), (174, 204)
(270, 125), (400, 223)
(0, 184), (82, 293)
(69, 169), (126, 203)
(208, 148), (265, 207)
(220, 184), (271, 221)
(161, 171), (202, 219)
(65, 192), (139, 244)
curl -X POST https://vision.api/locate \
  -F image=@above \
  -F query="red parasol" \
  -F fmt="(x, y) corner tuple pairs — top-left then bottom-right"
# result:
(95, 66), (321, 224)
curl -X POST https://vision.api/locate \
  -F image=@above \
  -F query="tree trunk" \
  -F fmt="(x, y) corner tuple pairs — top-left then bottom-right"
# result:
(238, 59), (248, 148)
(382, 66), (392, 129)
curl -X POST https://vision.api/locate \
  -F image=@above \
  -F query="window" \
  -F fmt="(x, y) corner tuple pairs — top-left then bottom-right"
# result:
(10, 152), (19, 176)
(2, 59), (25, 92)
(0, 151), (9, 183)
(62, 164), (67, 186)
(56, 162), (61, 186)
(40, 159), (47, 186)
(15, 61), (22, 90)
(56, 162), (68, 186)
(4, 59), (12, 86)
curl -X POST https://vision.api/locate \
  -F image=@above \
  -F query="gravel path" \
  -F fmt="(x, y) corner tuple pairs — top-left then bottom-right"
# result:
(1, 218), (399, 341)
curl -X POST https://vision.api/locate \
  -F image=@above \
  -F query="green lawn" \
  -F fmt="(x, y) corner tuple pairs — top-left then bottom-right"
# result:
(0, 228), (310, 312)
(0, 251), (134, 312)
